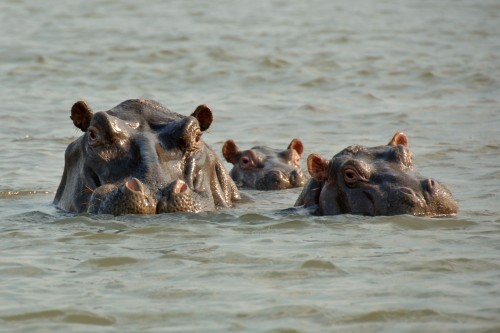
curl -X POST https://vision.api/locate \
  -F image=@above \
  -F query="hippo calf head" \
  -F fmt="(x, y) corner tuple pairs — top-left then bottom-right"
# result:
(222, 139), (308, 190)
(54, 99), (239, 215)
(295, 132), (458, 217)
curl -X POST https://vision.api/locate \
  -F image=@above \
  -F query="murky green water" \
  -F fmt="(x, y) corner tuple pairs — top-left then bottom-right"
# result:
(1, 0), (499, 332)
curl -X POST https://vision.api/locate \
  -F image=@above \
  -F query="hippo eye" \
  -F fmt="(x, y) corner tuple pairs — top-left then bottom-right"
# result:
(241, 156), (250, 165)
(344, 168), (357, 182)
(343, 166), (367, 186)
(87, 127), (100, 146)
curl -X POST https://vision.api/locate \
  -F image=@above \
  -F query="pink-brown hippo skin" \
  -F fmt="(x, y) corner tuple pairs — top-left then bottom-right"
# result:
(222, 139), (308, 190)
(295, 132), (458, 217)
(54, 99), (240, 215)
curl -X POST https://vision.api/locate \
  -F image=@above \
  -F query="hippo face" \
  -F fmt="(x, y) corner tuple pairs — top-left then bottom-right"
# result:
(295, 132), (458, 217)
(222, 139), (308, 190)
(54, 99), (239, 215)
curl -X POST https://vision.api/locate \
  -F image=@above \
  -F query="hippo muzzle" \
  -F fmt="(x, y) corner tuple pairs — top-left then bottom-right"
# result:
(88, 178), (206, 215)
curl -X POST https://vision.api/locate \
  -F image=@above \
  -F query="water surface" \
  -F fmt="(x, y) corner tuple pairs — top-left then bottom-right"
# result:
(1, 0), (499, 332)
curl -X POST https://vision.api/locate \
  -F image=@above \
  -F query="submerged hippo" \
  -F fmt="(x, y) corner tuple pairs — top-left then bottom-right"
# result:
(54, 99), (240, 215)
(295, 132), (458, 217)
(222, 139), (308, 190)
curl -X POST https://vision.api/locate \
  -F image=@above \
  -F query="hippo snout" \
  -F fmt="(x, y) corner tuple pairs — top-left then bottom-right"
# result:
(421, 178), (452, 201)
(290, 170), (307, 187)
(157, 180), (202, 213)
(88, 178), (157, 215)
(420, 178), (458, 216)
(255, 170), (308, 190)
(268, 170), (287, 184)
(255, 170), (289, 190)
(386, 179), (458, 216)
(87, 178), (207, 216)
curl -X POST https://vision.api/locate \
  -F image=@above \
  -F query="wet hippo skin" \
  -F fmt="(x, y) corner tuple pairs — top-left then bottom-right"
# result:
(54, 99), (240, 215)
(295, 132), (458, 217)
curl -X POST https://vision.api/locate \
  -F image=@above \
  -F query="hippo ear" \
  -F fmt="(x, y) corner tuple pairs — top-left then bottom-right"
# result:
(70, 100), (93, 132)
(287, 138), (304, 157)
(388, 132), (409, 148)
(222, 140), (241, 164)
(307, 153), (330, 181)
(191, 105), (213, 132)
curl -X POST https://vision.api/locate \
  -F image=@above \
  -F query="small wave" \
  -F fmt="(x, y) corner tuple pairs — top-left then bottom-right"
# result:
(260, 56), (290, 69)
(238, 213), (275, 224)
(83, 256), (140, 268)
(340, 308), (439, 323)
(1, 309), (115, 326)
(404, 258), (500, 273)
(82, 232), (128, 241)
(51, 215), (129, 231)
(5, 210), (56, 223)
(418, 71), (438, 80)
(208, 47), (239, 62)
(360, 93), (382, 101)
(12, 135), (35, 142)
(357, 69), (377, 77)
(237, 304), (326, 321)
(340, 308), (494, 325)
(0, 264), (45, 277)
(300, 259), (344, 272)
(299, 77), (332, 88)
(468, 73), (495, 86)
(382, 215), (475, 230)
(0, 190), (50, 198)
(479, 144), (500, 153)
(269, 220), (312, 229)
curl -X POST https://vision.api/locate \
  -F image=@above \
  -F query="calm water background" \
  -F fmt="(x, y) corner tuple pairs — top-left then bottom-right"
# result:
(1, 0), (499, 332)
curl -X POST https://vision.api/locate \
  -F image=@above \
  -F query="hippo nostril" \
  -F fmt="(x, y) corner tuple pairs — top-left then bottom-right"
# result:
(267, 171), (284, 182)
(423, 179), (436, 193)
(125, 178), (144, 193)
(173, 180), (188, 194)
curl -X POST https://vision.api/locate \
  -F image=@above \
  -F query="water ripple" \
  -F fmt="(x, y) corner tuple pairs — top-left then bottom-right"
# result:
(1, 310), (115, 326)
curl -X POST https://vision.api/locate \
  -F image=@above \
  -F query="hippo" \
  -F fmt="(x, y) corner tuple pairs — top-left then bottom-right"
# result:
(222, 139), (308, 190)
(54, 99), (240, 215)
(295, 132), (458, 217)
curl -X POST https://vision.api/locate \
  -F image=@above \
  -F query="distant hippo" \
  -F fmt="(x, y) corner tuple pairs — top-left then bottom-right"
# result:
(54, 99), (240, 215)
(295, 132), (458, 217)
(222, 139), (308, 190)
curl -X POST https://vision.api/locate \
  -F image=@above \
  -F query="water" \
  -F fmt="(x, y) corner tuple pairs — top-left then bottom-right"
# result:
(1, 0), (499, 332)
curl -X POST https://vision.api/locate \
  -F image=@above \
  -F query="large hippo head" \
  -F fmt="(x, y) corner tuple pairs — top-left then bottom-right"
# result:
(54, 99), (240, 215)
(222, 139), (308, 190)
(295, 132), (458, 217)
